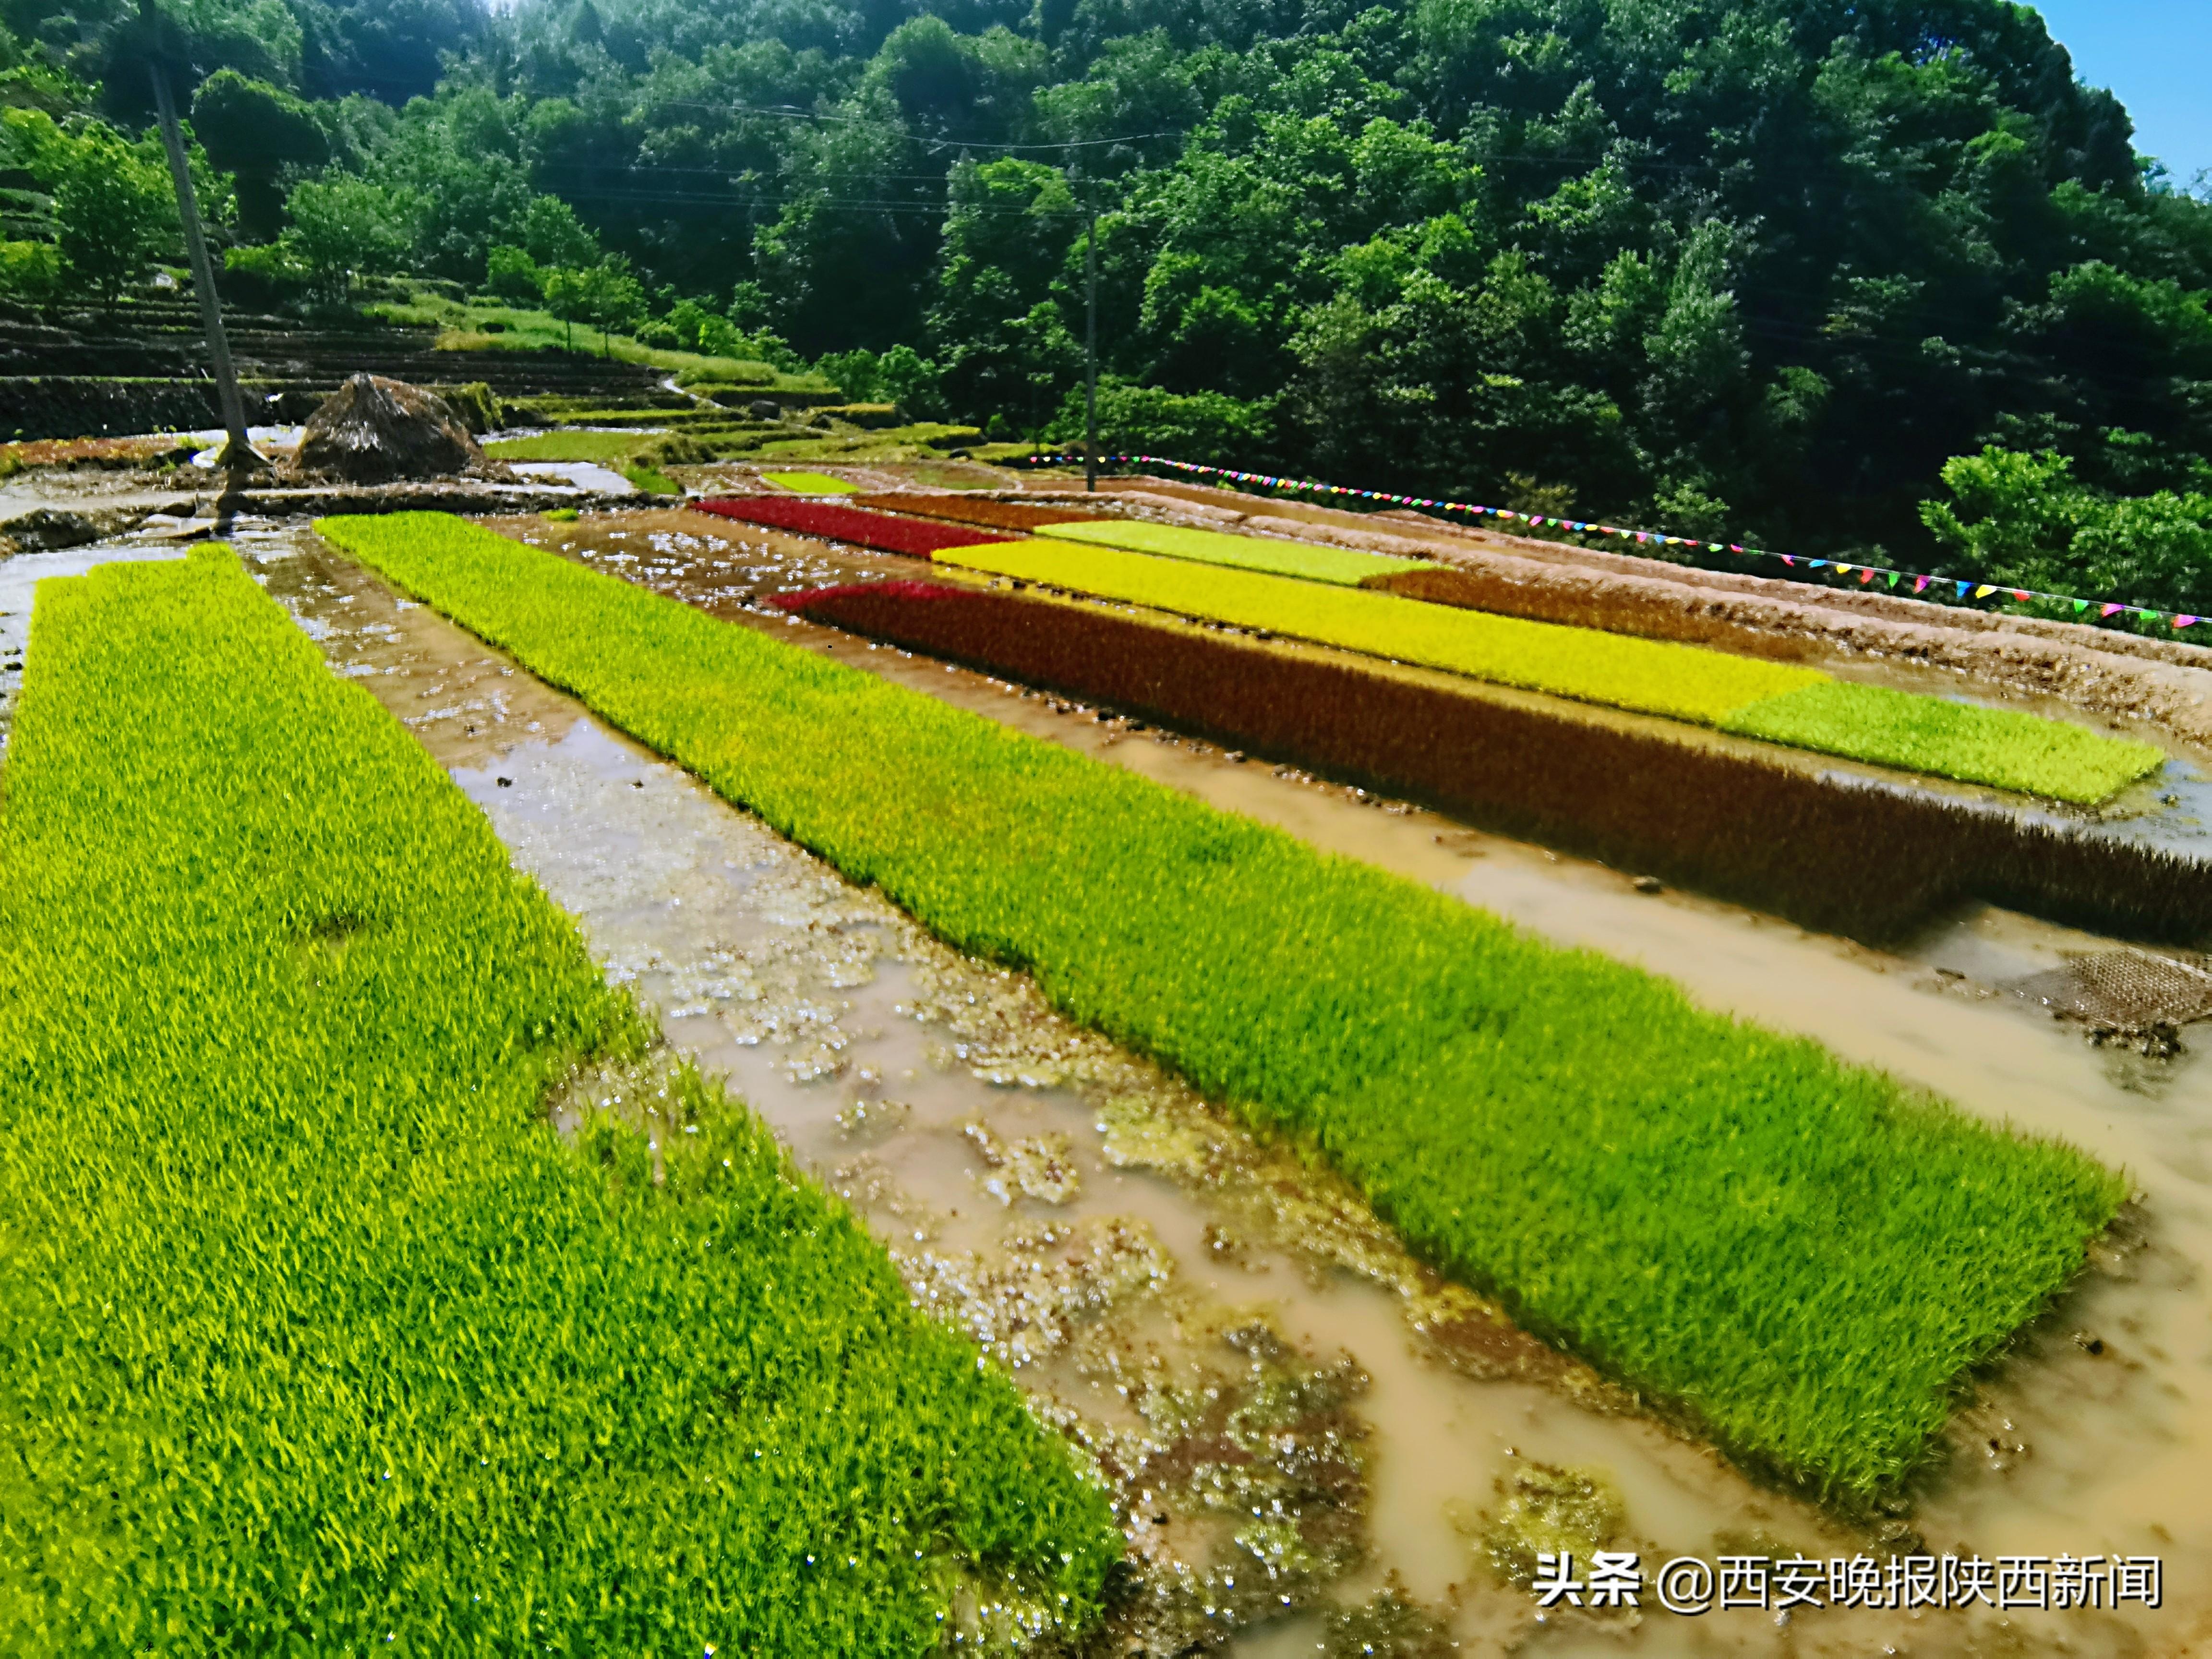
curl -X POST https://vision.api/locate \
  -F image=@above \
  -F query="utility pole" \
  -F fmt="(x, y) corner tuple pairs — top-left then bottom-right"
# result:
(1083, 196), (1099, 493)
(144, 17), (260, 474)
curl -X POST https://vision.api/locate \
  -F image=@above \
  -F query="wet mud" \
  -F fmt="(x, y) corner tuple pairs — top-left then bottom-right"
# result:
(9, 517), (2210, 1653)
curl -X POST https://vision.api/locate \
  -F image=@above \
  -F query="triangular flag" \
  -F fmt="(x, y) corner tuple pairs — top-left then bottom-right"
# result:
(1835, 564), (1853, 576)
(2073, 599), (2089, 612)
(1914, 575), (1930, 592)
(2179, 615), (2200, 628)
(1886, 573), (1899, 588)
(1860, 570), (1875, 583)
(1974, 584), (1995, 598)
(1956, 581), (1971, 597)
(2011, 589), (2030, 602)
(2103, 603), (2124, 616)
(1708, 542), (1724, 552)
(1810, 559), (1828, 569)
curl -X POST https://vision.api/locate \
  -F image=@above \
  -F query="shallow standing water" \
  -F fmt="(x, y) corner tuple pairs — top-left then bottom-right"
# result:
(6, 520), (2207, 1653)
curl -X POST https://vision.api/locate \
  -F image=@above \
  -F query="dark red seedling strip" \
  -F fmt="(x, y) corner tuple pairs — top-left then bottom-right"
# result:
(777, 580), (2212, 947)
(852, 494), (1102, 533)
(690, 496), (1019, 558)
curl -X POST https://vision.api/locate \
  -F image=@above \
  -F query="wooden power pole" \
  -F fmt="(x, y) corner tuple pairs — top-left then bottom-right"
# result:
(1083, 199), (1098, 493)
(145, 41), (260, 473)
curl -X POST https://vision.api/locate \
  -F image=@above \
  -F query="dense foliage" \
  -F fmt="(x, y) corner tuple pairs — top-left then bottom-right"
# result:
(317, 509), (2126, 1505)
(0, 544), (1118, 1650)
(938, 533), (2164, 799)
(6, 0), (2212, 595)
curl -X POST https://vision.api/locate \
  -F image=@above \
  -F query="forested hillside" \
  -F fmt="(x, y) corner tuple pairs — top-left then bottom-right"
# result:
(7, 0), (2212, 602)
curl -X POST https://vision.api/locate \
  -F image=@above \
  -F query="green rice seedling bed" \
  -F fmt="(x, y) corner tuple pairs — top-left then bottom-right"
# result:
(762, 469), (860, 493)
(1038, 516), (1430, 586)
(486, 429), (654, 463)
(940, 541), (2164, 802)
(773, 578), (2212, 943)
(318, 512), (2128, 1508)
(0, 546), (1116, 1650)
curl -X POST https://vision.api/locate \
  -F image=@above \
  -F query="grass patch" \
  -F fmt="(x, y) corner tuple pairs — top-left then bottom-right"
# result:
(1720, 680), (2163, 802)
(762, 469), (860, 494)
(940, 541), (2160, 801)
(365, 294), (831, 391)
(0, 546), (1117, 1648)
(623, 462), (683, 496)
(1039, 517), (1429, 586)
(486, 430), (653, 463)
(777, 578), (2212, 942)
(316, 511), (2128, 1508)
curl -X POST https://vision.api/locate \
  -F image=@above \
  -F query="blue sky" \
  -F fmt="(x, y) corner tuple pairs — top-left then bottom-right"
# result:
(2027, 1), (2212, 184)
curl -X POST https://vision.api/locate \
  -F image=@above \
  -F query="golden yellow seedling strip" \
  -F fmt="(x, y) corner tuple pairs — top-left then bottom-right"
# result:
(935, 539), (2165, 802)
(940, 537), (1820, 724)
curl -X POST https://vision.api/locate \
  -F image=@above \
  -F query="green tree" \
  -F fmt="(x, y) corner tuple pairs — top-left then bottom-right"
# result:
(485, 243), (544, 305)
(575, 256), (645, 355)
(52, 127), (174, 314)
(283, 173), (410, 301)
(542, 265), (589, 351)
(191, 69), (326, 241)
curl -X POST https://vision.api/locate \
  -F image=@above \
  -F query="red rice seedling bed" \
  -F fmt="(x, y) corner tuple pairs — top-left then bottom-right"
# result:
(852, 493), (1101, 533)
(691, 496), (1019, 557)
(774, 579), (2212, 945)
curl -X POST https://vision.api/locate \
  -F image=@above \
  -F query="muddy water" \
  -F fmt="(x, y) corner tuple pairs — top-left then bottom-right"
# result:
(231, 517), (2209, 1656)
(10, 521), (2204, 1652)
(463, 510), (2212, 1651)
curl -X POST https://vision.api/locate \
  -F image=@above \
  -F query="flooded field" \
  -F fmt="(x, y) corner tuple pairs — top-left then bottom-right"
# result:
(8, 517), (2210, 1653)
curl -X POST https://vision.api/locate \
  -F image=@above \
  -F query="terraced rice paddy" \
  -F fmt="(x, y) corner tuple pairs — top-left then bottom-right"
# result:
(694, 495), (1013, 558)
(0, 544), (1116, 1650)
(938, 539), (2166, 802)
(315, 510), (2128, 1507)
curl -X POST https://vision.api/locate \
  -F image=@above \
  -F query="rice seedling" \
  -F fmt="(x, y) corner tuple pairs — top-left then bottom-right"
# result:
(941, 538), (1820, 722)
(1719, 680), (2162, 802)
(318, 511), (2128, 1509)
(761, 469), (861, 494)
(853, 493), (1100, 532)
(485, 430), (655, 463)
(0, 546), (1118, 1651)
(774, 579), (2212, 944)
(939, 541), (2163, 802)
(1036, 517), (1430, 586)
(692, 495), (1016, 558)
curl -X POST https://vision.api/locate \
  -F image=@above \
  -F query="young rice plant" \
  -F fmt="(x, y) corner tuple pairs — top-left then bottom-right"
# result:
(317, 512), (2128, 1507)
(1037, 517), (1431, 587)
(0, 546), (1117, 1653)
(938, 540), (2164, 802)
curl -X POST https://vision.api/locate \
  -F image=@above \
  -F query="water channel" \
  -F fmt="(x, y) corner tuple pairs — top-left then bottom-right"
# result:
(3, 515), (2206, 1655)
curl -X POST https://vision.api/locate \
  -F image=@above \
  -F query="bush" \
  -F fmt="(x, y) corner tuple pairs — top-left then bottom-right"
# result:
(1046, 375), (1274, 466)
(220, 240), (313, 310)
(0, 239), (59, 302)
(484, 243), (544, 305)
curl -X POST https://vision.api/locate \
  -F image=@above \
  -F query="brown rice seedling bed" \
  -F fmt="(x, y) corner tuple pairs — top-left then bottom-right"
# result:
(853, 493), (1101, 532)
(777, 579), (2212, 946)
